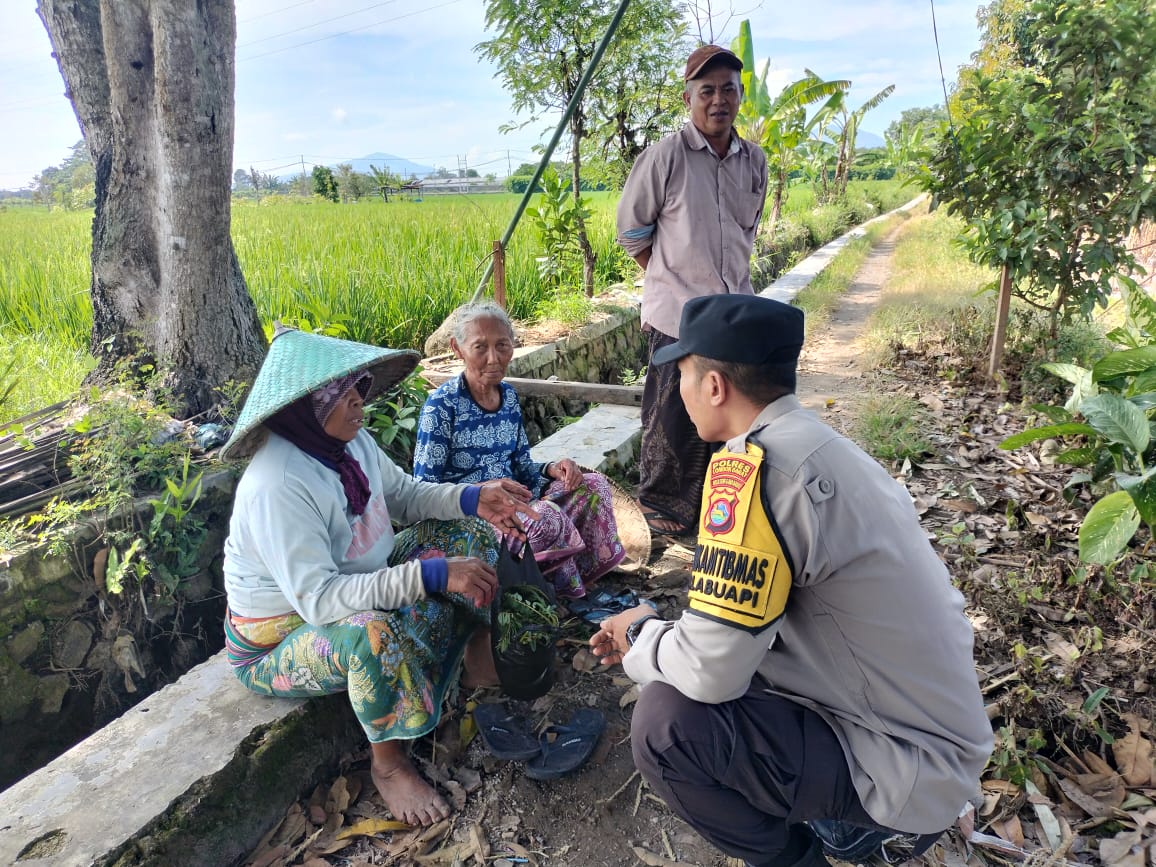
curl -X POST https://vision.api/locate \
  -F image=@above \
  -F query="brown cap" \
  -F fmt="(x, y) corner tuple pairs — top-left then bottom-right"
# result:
(684, 44), (743, 81)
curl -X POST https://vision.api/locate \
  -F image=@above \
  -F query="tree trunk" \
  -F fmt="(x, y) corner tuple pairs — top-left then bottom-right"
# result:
(569, 120), (596, 297)
(38, 0), (264, 419)
(770, 167), (786, 225)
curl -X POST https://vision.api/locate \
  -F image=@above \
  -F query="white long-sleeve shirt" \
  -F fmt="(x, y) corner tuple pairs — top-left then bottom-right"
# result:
(223, 430), (472, 624)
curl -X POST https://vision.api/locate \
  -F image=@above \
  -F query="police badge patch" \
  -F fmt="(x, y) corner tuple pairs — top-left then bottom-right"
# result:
(691, 443), (794, 632)
(703, 454), (758, 536)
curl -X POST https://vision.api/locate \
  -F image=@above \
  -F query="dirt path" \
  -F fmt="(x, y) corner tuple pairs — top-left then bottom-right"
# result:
(796, 233), (897, 425)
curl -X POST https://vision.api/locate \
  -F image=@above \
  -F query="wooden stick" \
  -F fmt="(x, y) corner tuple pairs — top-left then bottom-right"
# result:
(988, 264), (1013, 379)
(421, 371), (643, 407)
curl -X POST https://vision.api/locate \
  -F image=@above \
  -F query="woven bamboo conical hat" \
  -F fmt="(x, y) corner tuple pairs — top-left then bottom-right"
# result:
(219, 325), (419, 460)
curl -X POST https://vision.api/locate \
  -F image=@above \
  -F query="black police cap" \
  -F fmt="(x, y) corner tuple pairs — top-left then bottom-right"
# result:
(651, 294), (804, 366)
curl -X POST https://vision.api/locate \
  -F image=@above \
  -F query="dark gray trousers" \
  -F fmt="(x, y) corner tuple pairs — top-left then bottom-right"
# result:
(631, 679), (887, 867)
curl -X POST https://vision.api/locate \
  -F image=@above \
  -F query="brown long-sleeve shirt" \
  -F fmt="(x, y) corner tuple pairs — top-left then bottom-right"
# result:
(616, 122), (768, 338)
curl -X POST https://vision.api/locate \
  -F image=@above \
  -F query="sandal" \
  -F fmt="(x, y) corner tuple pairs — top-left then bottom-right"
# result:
(524, 708), (606, 781)
(566, 589), (656, 627)
(473, 702), (542, 761)
(641, 508), (695, 538)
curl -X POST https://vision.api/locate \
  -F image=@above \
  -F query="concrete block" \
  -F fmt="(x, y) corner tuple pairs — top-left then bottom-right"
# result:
(530, 405), (642, 474)
(0, 650), (363, 867)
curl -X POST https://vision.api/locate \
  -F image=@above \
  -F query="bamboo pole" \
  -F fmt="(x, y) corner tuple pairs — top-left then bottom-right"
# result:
(492, 241), (506, 310)
(469, 0), (635, 303)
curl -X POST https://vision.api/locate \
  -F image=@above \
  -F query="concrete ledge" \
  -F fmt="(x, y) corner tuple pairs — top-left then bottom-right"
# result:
(758, 194), (926, 305)
(0, 650), (363, 867)
(530, 404), (642, 477)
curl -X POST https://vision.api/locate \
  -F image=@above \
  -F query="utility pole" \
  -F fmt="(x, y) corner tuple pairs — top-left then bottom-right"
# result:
(300, 155), (307, 197)
(506, 149), (512, 179)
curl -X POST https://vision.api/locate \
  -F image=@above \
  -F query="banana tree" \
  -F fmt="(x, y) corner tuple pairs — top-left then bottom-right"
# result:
(826, 84), (895, 197)
(367, 164), (400, 202)
(730, 21), (849, 224)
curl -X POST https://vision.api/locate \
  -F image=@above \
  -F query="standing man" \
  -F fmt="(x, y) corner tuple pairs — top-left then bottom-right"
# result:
(617, 44), (768, 537)
(590, 295), (992, 867)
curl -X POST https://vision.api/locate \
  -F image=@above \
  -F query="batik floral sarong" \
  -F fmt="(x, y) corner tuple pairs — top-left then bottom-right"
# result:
(520, 472), (626, 599)
(227, 517), (496, 743)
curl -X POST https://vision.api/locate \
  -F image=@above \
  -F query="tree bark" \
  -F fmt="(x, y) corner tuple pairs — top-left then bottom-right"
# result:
(38, 0), (264, 419)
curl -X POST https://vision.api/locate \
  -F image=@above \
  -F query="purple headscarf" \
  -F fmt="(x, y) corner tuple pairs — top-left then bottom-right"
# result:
(264, 373), (373, 515)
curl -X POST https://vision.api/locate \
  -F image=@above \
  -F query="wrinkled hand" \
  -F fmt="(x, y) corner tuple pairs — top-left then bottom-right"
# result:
(549, 458), (583, 492)
(476, 478), (540, 540)
(589, 605), (657, 667)
(445, 557), (498, 608)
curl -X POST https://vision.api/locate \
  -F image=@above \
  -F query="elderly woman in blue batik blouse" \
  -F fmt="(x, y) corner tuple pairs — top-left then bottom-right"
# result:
(413, 302), (626, 599)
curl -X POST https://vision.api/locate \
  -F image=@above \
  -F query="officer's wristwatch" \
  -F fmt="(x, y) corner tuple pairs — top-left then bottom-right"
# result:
(625, 615), (660, 647)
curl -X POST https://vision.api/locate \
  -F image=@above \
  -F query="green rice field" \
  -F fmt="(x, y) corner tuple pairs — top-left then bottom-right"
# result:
(0, 181), (909, 421)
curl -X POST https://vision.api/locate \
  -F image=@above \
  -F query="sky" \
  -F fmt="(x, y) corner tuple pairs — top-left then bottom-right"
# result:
(0, 0), (985, 191)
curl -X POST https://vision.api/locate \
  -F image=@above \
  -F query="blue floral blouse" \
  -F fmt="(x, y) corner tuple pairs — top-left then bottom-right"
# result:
(413, 374), (548, 498)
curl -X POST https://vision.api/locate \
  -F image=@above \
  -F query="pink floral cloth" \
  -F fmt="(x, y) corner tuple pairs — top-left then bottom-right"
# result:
(518, 472), (626, 599)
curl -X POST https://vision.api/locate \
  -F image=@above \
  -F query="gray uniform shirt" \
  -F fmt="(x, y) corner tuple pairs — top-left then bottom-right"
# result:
(625, 395), (993, 834)
(616, 122), (768, 338)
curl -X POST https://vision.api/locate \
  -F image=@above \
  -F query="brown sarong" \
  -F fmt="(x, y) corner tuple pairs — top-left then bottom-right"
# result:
(638, 328), (716, 530)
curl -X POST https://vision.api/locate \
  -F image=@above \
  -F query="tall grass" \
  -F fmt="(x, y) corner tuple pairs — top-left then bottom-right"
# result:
(235, 192), (630, 348)
(859, 209), (996, 366)
(0, 182), (902, 421)
(0, 207), (93, 348)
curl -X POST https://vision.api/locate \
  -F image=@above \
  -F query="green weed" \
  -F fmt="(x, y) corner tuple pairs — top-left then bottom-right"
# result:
(849, 393), (932, 462)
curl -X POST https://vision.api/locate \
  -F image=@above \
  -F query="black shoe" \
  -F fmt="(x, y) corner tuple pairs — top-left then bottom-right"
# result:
(808, 819), (895, 864)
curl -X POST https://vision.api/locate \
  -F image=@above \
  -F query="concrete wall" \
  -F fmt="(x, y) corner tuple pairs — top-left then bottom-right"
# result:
(503, 303), (647, 444)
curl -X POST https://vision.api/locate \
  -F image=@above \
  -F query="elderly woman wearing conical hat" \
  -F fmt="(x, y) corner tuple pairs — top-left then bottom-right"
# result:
(220, 326), (536, 826)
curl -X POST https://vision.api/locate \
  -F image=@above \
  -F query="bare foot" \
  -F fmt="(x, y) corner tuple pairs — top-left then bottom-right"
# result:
(461, 627), (500, 689)
(370, 741), (450, 826)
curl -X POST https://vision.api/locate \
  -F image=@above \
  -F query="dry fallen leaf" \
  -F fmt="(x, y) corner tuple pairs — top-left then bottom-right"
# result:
(468, 822), (490, 864)
(1060, 777), (1119, 818)
(247, 844), (290, 867)
(1100, 829), (1145, 866)
(630, 845), (693, 866)
(571, 647), (600, 672)
(326, 776), (351, 815)
(1113, 715), (1155, 787)
(335, 818), (411, 840)
(460, 701), (479, 748)
(620, 683), (641, 708)
(992, 814), (1025, 847)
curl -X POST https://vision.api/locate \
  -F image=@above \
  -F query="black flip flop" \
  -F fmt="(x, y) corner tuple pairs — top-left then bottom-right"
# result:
(641, 509), (694, 538)
(524, 708), (606, 781)
(473, 702), (541, 761)
(566, 589), (656, 627)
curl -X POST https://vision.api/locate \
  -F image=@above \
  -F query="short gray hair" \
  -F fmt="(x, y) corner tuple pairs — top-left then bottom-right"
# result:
(451, 301), (515, 343)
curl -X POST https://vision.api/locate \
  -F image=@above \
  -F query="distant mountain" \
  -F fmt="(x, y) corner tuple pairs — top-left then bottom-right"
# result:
(858, 130), (884, 149)
(278, 152), (436, 181)
(345, 152), (436, 179)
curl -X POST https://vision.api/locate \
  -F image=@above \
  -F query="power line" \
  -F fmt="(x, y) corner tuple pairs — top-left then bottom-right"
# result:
(238, 0), (465, 62)
(237, 0), (319, 25)
(237, 0), (401, 49)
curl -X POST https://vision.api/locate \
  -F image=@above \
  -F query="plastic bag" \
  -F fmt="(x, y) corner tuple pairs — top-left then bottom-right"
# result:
(490, 539), (558, 700)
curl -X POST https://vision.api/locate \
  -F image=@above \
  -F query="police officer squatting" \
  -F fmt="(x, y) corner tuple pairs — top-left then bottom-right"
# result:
(589, 293), (993, 867)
